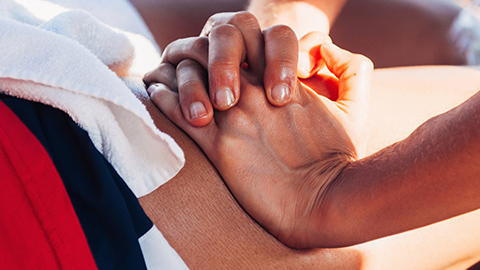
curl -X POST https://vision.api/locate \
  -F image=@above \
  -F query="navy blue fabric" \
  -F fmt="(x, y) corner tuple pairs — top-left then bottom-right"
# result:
(1, 94), (152, 270)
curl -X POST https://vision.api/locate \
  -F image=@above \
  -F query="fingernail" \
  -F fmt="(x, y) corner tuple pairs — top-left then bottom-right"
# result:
(147, 84), (158, 95)
(147, 83), (166, 95)
(271, 84), (291, 104)
(190, 101), (207, 120)
(216, 88), (235, 108)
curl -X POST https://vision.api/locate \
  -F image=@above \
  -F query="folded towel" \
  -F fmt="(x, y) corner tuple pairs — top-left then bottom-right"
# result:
(0, 0), (184, 198)
(0, 1), (189, 269)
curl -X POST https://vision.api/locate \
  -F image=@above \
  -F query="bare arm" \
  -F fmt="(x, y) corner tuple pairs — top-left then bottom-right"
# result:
(321, 90), (480, 246)
(247, 0), (348, 36)
(150, 27), (480, 249)
(139, 66), (480, 269)
(133, 83), (361, 270)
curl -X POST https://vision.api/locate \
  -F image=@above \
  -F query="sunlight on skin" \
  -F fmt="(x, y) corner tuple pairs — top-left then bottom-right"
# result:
(137, 65), (480, 270)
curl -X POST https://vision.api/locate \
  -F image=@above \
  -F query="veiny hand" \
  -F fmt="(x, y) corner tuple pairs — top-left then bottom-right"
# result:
(149, 24), (373, 248)
(144, 12), (299, 127)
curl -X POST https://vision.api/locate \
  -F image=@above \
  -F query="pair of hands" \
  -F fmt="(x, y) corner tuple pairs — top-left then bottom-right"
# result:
(144, 12), (373, 248)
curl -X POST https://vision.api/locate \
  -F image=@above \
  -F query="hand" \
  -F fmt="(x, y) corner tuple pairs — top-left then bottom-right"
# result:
(144, 12), (299, 127)
(150, 25), (373, 248)
(297, 31), (332, 79)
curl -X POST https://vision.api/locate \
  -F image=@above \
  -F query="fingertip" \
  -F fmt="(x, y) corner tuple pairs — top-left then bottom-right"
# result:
(148, 83), (182, 122)
(319, 43), (342, 61)
(188, 101), (213, 127)
(269, 83), (292, 106)
(263, 25), (298, 107)
(147, 83), (167, 96)
(144, 63), (178, 92)
(213, 87), (237, 111)
(297, 32), (332, 78)
(297, 51), (313, 79)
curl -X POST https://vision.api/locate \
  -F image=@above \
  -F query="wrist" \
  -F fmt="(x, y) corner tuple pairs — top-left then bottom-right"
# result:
(278, 151), (355, 248)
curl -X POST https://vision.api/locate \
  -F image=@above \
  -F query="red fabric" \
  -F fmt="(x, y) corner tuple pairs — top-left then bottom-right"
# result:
(0, 101), (97, 269)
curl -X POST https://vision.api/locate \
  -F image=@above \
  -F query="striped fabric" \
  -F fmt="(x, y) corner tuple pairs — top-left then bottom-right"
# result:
(0, 95), (159, 269)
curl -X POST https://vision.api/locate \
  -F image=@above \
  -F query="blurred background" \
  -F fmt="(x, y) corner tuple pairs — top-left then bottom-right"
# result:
(131, 0), (480, 68)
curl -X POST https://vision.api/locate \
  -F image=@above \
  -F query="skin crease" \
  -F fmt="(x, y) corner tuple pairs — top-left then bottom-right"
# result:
(151, 34), (480, 248)
(147, 21), (376, 248)
(144, 13), (480, 264)
(129, 0), (480, 268)
(146, 6), (480, 248)
(136, 65), (480, 270)
(144, 13), (480, 268)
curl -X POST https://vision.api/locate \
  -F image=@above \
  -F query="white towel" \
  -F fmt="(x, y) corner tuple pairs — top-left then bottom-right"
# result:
(0, 1), (189, 269)
(0, 0), (185, 198)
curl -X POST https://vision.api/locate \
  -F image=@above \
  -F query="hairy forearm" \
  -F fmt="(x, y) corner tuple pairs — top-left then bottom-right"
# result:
(319, 90), (480, 247)
(247, 0), (348, 36)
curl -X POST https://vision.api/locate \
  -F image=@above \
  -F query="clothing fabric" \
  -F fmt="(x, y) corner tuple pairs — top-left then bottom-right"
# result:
(0, 95), (188, 269)
(0, 0), (189, 268)
(0, 98), (98, 270)
(0, 0), (184, 198)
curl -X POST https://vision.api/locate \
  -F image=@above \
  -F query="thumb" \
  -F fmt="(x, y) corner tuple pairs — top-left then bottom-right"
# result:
(320, 43), (373, 118)
(297, 32), (332, 79)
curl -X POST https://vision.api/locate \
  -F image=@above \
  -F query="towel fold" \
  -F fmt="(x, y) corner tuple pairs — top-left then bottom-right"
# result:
(0, 0), (184, 198)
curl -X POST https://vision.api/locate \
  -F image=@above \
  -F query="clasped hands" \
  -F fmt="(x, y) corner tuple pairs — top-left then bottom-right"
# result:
(144, 12), (373, 248)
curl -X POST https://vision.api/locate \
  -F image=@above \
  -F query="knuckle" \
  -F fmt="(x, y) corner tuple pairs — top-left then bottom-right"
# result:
(210, 23), (242, 40)
(353, 54), (374, 70)
(162, 37), (188, 55)
(154, 63), (175, 80)
(177, 75), (205, 92)
(177, 59), (198, 70)
(270, 57), (297, 67)
(161, 41), (176, 60)
(231, 11), (259, 27)
(144, 64), (173, 84)
(205, 13), (224, 27)
(177, 60), (206, 85)
(209, 59), (239, 71)
(265, 24), (297, 40)
(190, 36), (209, 55)
(150, 85), (170, 100)
(222, 108), (258, 135)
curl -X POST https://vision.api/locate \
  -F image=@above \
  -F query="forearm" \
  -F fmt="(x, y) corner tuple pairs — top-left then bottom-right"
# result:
(321, 90), (480, 247)
(247, 0), (347, 36)
(135, 84), (362, 269)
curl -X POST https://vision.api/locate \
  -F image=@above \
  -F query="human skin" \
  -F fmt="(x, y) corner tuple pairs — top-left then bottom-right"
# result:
(130, 0), (480, 268)
(246, 0), (347, 37)
(130, 0), (466, 69)
(136, 65), (480, 269)
(150, 20), (480, 249)
(146, 6), (480, 248)
(144, 12), (308, 127)
(247, 0), (348, 77)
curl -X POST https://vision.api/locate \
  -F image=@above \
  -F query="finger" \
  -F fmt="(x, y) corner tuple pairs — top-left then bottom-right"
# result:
(298, 32), (332, 79)
(148, 82), (215, 146)
(208, 24), (245, 110)
(176, 59), (213, 127)
(320, 43), (373, 116)
(144, 62), (178, 92)
(201, 12), (265, 75)
(161, 36), (209, 69)
(263, 25), (298, 106)
(147, 83), (188, 129)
